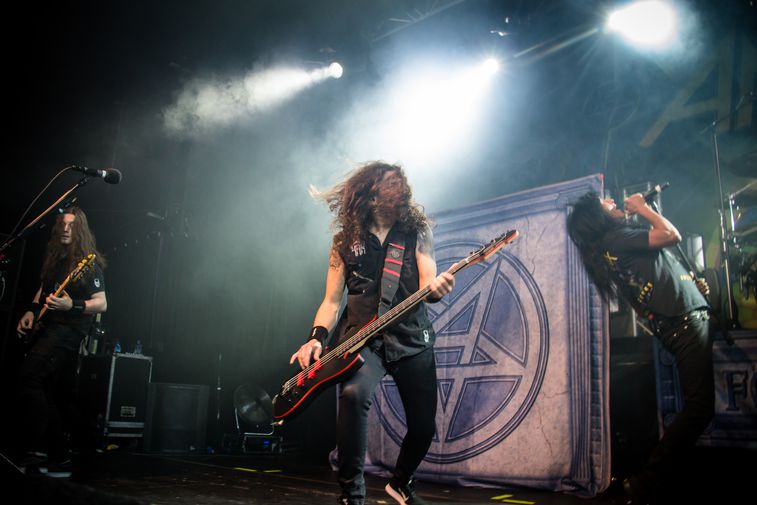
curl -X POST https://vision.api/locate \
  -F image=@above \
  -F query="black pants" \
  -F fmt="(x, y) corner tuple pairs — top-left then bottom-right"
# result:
(18, 333), (79, 461)
(641, 311), (714, 491)
(336, 345), (437, 502)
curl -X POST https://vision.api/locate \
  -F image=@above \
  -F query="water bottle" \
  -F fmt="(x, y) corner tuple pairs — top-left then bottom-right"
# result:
(114, 339), (121, 354)
(134, 339), (142, 355)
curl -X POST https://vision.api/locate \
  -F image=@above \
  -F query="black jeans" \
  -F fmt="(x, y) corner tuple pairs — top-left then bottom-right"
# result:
(18, 333), (79, 461)
(641, 310), (714, 490)
(336, 345), (437, 502)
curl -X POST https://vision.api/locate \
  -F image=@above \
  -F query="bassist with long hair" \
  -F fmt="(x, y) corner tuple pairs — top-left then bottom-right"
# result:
(289, 162), (454, 505)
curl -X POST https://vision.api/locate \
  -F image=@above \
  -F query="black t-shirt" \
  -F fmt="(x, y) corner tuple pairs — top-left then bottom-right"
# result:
(339, 224), (435, 362)
(40, 261), (105, 350)
(600, 227), (707, 318)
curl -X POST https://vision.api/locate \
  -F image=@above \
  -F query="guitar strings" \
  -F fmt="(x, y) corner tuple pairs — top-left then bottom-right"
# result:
(282, 231), (515, 393)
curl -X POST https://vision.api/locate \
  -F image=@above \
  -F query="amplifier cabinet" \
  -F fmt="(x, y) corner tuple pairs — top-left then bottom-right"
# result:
(78, 353), (153, 439)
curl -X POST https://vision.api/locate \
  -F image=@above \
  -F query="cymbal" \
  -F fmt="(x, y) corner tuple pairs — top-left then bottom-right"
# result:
(726, 151), (757, 178)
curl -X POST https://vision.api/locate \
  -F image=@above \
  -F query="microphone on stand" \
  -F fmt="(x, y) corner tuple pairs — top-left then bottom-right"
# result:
(71, 166), (122, 184)
(642, 182), (670, 203)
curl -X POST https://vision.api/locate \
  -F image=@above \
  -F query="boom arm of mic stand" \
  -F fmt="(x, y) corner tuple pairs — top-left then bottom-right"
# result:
(0, 176), (91, 256)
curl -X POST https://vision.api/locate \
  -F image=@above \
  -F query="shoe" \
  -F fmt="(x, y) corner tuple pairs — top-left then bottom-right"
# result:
(385, 478), (429, 505)
(17, 452), (48, 475)
(336, 497), (364, 505)
(45, 459), (72, 478)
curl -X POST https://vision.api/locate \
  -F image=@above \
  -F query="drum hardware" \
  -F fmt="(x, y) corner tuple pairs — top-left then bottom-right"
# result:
(701, 92), (754, 328)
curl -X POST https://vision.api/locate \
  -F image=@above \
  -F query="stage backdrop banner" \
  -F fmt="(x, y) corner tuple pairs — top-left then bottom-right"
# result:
(362, 174), (611, 496)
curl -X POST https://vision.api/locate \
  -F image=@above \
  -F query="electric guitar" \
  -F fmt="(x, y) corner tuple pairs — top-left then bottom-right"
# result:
(272, 230), (519, 423)
(20, 253), (97, 348)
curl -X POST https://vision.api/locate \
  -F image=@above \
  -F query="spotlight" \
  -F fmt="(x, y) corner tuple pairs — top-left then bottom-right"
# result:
(606, 1), (678, 49)
(328, 62), (344, 79)
(482, 58), (500, 75)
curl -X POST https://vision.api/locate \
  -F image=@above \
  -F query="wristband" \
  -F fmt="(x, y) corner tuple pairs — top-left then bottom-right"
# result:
(425, 293), (443, 303)
(309, 325), (329, 343)
(70, 299), (86, 314)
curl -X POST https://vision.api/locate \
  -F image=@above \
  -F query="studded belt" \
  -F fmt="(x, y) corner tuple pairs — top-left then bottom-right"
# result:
(651, 308), (709, 335)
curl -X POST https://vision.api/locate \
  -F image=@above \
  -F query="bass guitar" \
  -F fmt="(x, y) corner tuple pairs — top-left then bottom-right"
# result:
(272, 230), (518, 423)
(20, 253), (97, 348)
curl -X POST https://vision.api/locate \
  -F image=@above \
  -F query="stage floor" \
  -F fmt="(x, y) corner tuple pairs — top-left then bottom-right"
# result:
(4, 446), (753, 504)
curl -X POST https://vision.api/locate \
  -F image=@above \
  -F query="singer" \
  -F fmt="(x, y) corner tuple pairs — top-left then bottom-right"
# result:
(567, 191), (712, 503)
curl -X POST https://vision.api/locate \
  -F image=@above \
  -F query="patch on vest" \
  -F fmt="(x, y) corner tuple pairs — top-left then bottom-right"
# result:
(350, 241), (366, 257)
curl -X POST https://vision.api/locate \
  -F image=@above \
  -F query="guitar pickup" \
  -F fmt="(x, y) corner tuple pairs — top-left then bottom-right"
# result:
(306, 360), (322, 380)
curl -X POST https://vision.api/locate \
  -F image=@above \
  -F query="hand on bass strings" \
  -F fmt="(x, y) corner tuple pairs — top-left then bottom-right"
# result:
(45, 290), (73, 311)
(427, 271), (455, 300)
(290, 339), (323, 370)
(17, 312), (35, 336)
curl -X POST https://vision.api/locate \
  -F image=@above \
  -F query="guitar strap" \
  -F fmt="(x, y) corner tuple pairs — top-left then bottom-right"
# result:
(379, 233), (406, 316)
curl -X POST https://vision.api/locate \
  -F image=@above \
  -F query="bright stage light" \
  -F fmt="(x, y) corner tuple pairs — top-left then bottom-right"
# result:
(163, 61), (344, 136)
(606, 1), (678, 48)
(328, 62), (344, 79)
(482, 58), (500, 75)
(376, 59), (500, 165)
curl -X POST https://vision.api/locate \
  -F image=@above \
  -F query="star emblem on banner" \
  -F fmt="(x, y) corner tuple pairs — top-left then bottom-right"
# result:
(375, 241), (549, 463)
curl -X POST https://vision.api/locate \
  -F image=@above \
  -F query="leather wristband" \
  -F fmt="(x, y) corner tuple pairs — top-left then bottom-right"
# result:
(70, 299), (86, 314)
(309, 325), (329, 343)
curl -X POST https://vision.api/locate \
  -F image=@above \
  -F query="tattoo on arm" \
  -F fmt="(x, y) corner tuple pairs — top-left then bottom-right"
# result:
(418, 225), (435, 260)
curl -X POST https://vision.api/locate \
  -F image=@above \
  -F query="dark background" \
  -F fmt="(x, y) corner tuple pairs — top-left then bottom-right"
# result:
(1, 0), (755, 458)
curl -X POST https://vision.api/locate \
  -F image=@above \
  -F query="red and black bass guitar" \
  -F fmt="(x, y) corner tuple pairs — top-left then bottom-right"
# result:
(20, 253), (97, 348)
(272, 230), (519, 423)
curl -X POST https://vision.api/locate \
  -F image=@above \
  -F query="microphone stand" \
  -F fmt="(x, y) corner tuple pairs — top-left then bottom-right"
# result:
(0, 176), (92, 256)
(698, 92), (753, 330)
(0, 175), (91, 375)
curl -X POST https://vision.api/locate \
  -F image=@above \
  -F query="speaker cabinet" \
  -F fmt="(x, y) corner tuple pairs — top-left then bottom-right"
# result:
(78, 353), (153, 442)
(144, 382), (209, 454)
(610, 337), (658, 475)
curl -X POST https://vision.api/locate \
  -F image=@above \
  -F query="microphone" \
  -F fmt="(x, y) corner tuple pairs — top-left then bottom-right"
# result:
(71, 166), (122, 184)
(643, 182), (670, 202)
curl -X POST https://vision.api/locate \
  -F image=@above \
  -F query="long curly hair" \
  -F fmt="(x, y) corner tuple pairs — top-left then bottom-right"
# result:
(314, 161), (430, 260)
(41, 207), (107, 285)
(566, 191), (625, 299)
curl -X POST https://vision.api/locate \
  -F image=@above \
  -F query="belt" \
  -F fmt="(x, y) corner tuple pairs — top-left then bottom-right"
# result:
(652, 308), (709, 335)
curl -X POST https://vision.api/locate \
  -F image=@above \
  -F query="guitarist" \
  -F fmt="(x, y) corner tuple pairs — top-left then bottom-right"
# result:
(14, 207), (107, 477)
(289, 162), (454, 505)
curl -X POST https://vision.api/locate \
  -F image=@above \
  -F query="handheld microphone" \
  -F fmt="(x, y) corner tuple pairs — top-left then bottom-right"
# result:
(71, 166), (122, 184)
(642, 182), (670, 202)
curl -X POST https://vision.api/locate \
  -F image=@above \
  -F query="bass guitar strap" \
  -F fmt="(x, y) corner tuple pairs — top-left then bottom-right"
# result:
(379, 233), (405, 317)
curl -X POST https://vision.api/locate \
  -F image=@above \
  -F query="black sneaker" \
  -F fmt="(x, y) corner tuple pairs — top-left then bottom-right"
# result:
(385, 478), (429, 505)
(17, 452), (48, 475)
(45, 459), (72, 478)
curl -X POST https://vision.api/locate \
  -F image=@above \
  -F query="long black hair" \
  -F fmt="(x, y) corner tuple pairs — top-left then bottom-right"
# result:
(566, 191), (625, 299)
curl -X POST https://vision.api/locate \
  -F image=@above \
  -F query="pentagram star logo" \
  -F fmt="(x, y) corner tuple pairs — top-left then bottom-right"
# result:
(375, 241), (549, 463)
